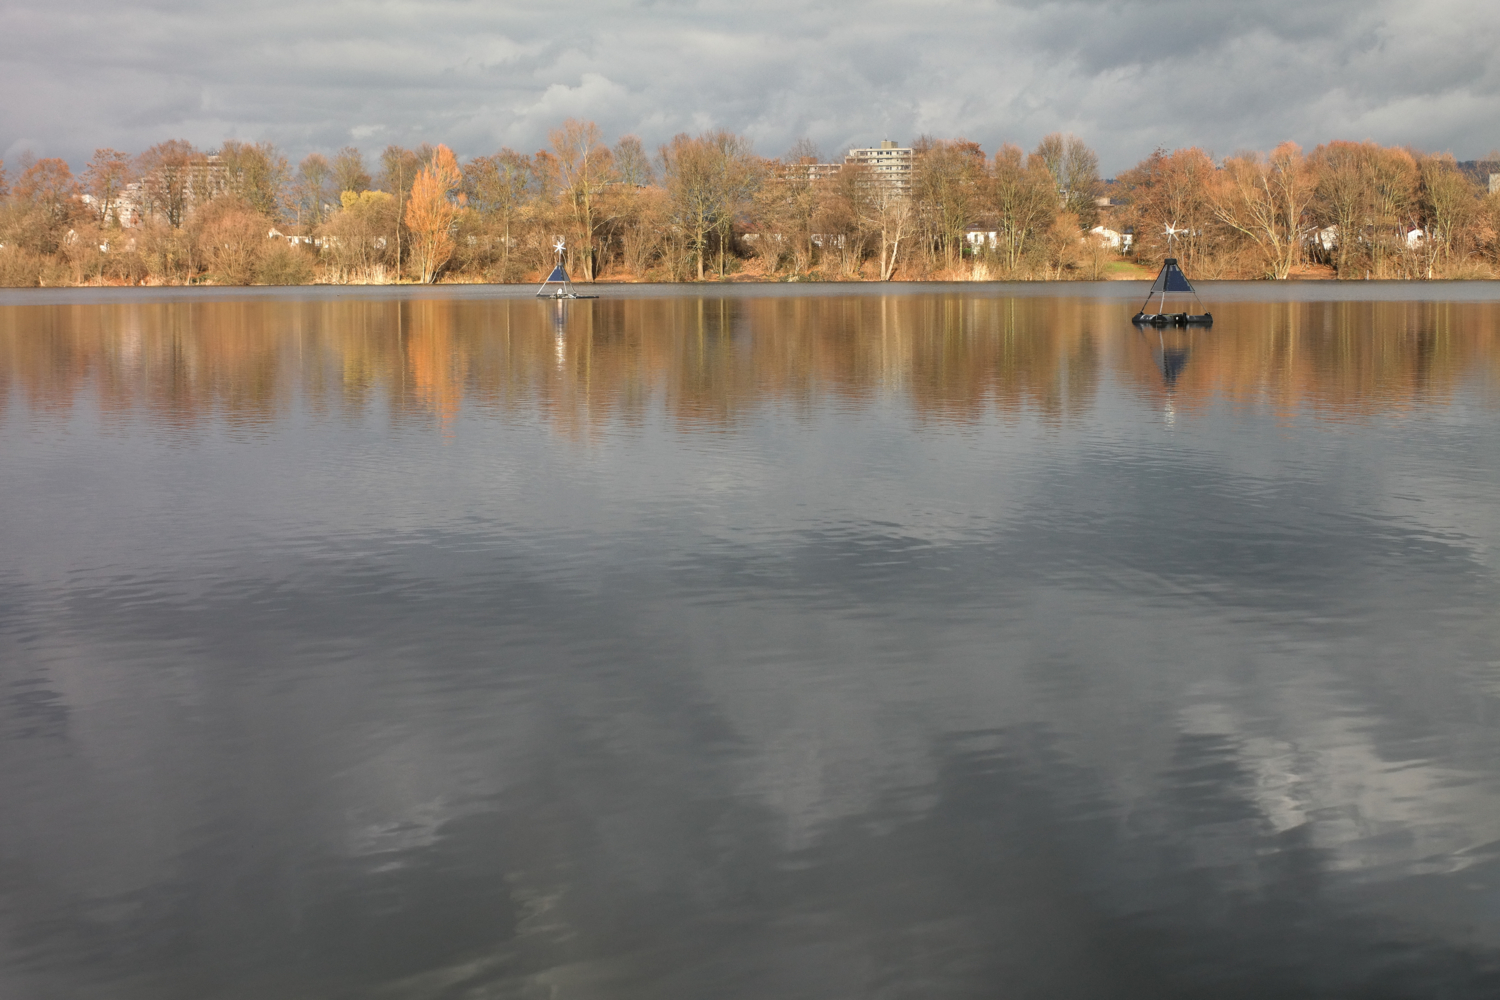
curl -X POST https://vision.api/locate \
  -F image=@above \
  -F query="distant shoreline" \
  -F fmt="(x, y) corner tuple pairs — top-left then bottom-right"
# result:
(8, 278), (1500, 309)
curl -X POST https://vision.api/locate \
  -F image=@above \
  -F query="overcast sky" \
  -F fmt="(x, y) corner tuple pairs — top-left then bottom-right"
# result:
(3, 0), (1498, 176)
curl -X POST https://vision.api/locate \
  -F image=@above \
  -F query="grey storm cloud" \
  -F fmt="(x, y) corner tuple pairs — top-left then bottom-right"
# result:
(2, 0), (1498, 173)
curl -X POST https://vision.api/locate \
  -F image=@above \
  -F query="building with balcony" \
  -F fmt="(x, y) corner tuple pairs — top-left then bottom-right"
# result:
(845, 140), (913, 193)
(780, 160), (844, 183)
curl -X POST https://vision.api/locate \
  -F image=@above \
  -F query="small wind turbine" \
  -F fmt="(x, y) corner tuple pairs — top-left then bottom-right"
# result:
(553, 238), (566, 261)
(1163, 221), (1184, 255)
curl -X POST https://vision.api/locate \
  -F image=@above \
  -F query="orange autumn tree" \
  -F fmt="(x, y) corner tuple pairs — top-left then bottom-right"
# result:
(404, 145), (463, 283)
(1214, 142), (1317, 279)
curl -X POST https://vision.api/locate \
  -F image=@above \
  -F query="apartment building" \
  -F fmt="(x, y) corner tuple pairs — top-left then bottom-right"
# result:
(782, 161), (844, 183)
(845, 140), (913, 193)
(776, 141), (915, 193)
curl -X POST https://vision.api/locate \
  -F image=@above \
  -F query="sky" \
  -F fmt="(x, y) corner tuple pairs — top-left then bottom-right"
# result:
(3, 0), (1499, 176)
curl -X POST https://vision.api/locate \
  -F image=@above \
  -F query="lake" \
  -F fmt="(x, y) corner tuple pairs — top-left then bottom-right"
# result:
(2, 282), (1499, 999)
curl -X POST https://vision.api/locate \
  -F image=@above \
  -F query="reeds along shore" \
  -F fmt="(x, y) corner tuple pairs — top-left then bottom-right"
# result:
(3, 124), (1499, 287)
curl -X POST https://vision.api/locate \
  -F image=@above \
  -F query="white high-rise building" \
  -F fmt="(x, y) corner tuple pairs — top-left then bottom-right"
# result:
(845, 140), (913, 193)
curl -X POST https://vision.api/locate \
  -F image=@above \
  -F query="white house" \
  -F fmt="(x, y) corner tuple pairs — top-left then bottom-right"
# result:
(1089, 225), (1123, 249)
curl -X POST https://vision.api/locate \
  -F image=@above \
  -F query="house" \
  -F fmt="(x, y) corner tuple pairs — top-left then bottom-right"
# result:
(1089, 225), (1124, 249)
(267, 227), (321, 247)
(965, 228), (997, 250)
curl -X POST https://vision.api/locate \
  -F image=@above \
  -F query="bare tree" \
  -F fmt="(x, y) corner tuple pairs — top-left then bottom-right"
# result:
(136, 140), (203, 228)
(1214, 142), (1315, 279)
(786, 137), (822, 165)
(988, 145), (1056, 276)
(1034, 133), (1102, 228)
(82, 149), (133, 227)
(321, 190), (397, 282)
(218, 140), (289, 221)
(380, 146), (423, 279)
(613, 136), (654, 187)
(11, 158), (81, 254)
(194, 196), (268, 284)
(332, 146), (372, 195)
(296, 153), (333, 227)
(549, 119), (614, 280)
(1310, 141), (1372, 277)
(816, 164), (870, 278)
(913, 140), (984, 272)
(617, 185), (668, 278)
(1116, 147), (1220, 273)
(660, 130), (758, 280)
(1367, 147), (1419, 277)
(754, 150), (820, 275)
(464, 149), (533, 280)
(1416, 153), (1478, 276)
(870, 182), (911, 281)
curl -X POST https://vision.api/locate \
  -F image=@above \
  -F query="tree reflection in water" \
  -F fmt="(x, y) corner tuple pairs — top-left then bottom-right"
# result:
(3, 292), (1496, 437)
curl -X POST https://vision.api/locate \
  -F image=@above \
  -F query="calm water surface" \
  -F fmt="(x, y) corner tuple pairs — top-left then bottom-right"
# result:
(2, 284), (1500, 998)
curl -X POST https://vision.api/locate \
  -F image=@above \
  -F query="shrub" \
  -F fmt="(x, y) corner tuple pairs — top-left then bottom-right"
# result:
(257, 242), (315, 284)
(0, 247), (45, 286)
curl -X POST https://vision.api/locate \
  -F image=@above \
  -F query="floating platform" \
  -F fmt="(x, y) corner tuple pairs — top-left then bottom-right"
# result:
(535, 244), (597, 299)
(1131, 257), (1212, 327)
(1131, 311), (1213, 326)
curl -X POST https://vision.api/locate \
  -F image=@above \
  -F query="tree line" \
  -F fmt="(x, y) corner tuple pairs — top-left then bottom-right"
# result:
(1, 122), (1498, 286)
